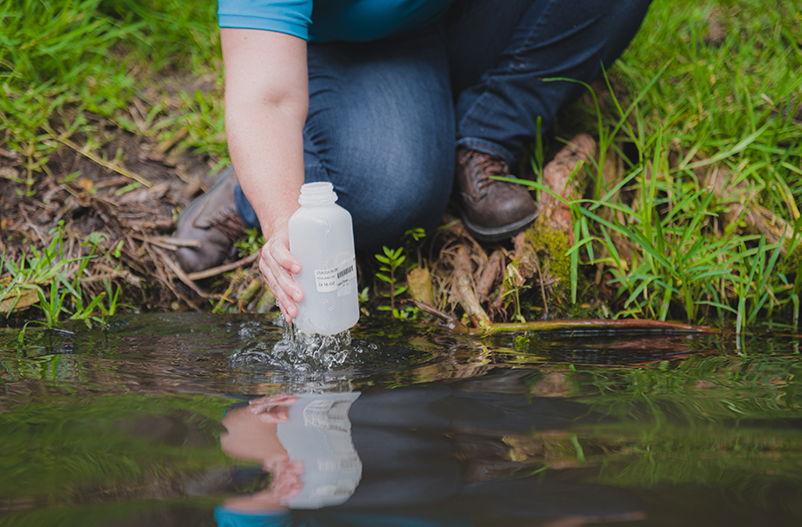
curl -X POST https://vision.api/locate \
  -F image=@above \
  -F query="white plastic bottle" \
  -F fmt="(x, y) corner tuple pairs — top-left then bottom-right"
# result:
(288, 182), (359, 335)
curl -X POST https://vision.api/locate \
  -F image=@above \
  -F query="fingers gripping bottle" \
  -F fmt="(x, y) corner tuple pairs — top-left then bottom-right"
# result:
(288, 182), (359, 335)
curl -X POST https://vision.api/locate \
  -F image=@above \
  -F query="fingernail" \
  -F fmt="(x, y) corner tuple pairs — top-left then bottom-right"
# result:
(291, 264), (301, 274)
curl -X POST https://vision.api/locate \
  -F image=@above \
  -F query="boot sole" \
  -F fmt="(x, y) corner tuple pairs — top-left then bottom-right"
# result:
(460, 206), (539, 242)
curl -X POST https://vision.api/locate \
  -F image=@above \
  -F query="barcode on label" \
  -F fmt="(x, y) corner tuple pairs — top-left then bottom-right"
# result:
(337, 265), (353, 279)
(314, 257), (356, 294)
(336, 257), (356, 296)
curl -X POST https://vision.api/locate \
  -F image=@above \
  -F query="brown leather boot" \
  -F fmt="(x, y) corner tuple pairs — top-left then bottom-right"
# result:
(455, 148), (538, 242)
(174, 166), (248, 274)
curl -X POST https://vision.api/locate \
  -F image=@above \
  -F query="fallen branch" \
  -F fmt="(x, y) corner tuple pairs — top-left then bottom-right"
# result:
(410, 298), (718, 336)
(186, 251), (260, 281)
(479, 319), (719, 335)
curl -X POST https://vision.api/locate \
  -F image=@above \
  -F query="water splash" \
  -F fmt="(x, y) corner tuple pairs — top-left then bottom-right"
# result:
(230, 317), (381, 372)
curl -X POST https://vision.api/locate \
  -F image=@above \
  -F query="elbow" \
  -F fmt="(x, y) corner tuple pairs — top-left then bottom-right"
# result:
(225, 86), (308, 128)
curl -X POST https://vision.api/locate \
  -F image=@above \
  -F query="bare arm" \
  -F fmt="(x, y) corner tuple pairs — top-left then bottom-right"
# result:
(221, 28), (307, 322)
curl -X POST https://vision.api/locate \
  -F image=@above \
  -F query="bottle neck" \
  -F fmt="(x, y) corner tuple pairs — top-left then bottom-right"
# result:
(298, 182), (337, 206)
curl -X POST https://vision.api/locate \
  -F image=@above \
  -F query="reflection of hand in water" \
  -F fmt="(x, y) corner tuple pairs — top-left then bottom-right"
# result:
(220, 395), (304, 513)
(262, 459), (304, 501)
(249, 394), (299, 423)
(221, 392), (363, 515)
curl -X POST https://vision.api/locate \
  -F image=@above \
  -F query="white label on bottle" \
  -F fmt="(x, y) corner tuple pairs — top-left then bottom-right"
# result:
(315, 267), (338, 293)
(314, 257), (356, 294)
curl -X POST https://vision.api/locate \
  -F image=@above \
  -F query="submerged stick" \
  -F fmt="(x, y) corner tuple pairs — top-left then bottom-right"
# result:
(479, 319), (719, 335)
(410, 299), (717, 336)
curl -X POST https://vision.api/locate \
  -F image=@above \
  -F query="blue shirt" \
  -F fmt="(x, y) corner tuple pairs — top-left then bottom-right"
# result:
(218, 0), (456, 42)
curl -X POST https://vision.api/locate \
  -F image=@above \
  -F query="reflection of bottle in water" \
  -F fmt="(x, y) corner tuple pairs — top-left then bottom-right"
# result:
(289, 183), (359, 335)
(277, 393), (362, 509)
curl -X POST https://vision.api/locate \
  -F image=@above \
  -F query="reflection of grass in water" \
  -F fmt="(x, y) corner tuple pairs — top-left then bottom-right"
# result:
(0, 394), (231, 502)
(509, 351), (802, 514)
(572, 353), (800, 420)
(580, 424), (802, 519)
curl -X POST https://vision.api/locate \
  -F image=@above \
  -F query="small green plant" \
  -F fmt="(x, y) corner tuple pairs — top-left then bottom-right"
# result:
(374, 246), (407, 315)
(0, 224), (123, 332)
(234, 228), (266, 258)
(358, 286), (370, 304)
(392, 305), (421, 320)
(402, 227), (427, 270)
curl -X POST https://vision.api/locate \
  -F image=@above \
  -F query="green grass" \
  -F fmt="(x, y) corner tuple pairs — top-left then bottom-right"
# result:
(0, 0), (226, 192)
(1, 223), (123, 329)
(528, 0), (802, 327)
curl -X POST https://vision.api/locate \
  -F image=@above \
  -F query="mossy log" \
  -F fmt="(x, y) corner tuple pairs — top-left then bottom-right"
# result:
(536, 133), (596, 244)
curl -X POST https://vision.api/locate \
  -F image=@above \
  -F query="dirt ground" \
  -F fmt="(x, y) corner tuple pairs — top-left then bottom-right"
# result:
(0, 77), (618, 324)
(0, 76), (675, 325)
(0, 106), (243, 313)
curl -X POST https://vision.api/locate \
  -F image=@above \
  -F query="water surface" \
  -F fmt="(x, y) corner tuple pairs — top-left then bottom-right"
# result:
(1, 314), (800, 526)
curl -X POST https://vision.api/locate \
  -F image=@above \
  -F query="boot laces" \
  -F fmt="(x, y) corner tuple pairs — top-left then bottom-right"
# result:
(466, 151), (510, 192)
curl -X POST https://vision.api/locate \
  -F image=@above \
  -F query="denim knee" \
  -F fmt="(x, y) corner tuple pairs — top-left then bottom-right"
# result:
(302, 35), (455, 251)
(306, 138), (453, 252)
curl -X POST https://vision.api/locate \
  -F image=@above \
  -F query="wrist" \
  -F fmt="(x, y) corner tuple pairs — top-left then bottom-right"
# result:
(260, 205), (297, 239)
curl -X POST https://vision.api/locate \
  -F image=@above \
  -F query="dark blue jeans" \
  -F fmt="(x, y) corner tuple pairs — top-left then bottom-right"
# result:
(235, 0), (652, 250)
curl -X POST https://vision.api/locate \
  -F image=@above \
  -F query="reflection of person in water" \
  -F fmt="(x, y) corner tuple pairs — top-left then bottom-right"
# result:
(216, 375), (645, 527)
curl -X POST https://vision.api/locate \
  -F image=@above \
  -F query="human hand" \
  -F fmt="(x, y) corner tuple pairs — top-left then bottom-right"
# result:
(250, 394), (299, 423)
(259, 224), (304, 323)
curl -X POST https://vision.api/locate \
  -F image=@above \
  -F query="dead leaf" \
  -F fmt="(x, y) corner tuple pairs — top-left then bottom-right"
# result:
(0, 289), (40, 314)
(76, 176), (95, 193)
(407, 266), (434, 305)
(0, 167), (21, 182)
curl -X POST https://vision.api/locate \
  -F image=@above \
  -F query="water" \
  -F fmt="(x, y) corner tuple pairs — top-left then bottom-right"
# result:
(1, 313), (800, 526)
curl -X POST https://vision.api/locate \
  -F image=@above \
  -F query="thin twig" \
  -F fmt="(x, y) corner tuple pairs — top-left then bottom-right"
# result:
(143, 243), (183, 302)
(43, 123), (153, 188)
(152, 246), (209, 298)
(186, 251), (260, 281)
(130, 234), (201, 250)
(18, 207), (47, 247)
(409, 299), (471, 333)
